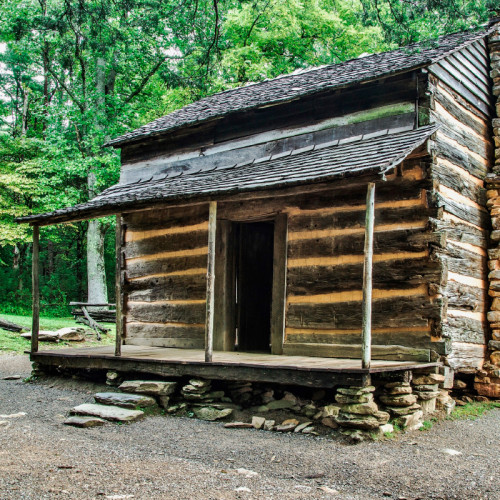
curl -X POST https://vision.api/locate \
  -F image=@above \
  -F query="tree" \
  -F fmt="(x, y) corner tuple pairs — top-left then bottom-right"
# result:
(0, 0), (496, 314)
(358, 0), (498, 45)
(0, 0), (221, 307)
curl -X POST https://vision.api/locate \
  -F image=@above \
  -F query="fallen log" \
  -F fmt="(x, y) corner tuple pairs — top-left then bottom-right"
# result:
(0, 318), (25, 333)
(81, 307), (109, 340)
(71, 309), (116, 322)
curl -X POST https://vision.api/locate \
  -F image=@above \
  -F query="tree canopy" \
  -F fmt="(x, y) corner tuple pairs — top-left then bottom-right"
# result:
(0, 0), (496, 314)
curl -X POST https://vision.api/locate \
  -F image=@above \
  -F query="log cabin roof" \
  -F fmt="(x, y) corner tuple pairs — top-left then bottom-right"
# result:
(105, 26), (492, 148)
(18, 125), (437, 225)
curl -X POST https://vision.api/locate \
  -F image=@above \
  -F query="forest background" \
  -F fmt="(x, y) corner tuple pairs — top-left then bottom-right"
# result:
(0, 0), (497, 317)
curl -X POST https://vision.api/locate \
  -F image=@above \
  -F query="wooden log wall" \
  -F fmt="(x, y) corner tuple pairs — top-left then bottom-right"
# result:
(279, 161), (444, 362)
(119, 73), (420, 185)
(426, 38), (493, 373)
(476, 26), (500, 398)
(121, 205), (209, 348)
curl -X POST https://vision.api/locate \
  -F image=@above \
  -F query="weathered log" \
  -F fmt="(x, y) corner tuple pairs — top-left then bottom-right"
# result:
(285, 328), (431, 347)
(282, 342), (430, 362)
(126, 337), (205, 349)
(286, 257), (444, 295)
(127, 301), (205, 324)
(125, 254), (207, 280)
(124, 273), (207, 302)
(437, 242), (487, 280)
(431, 115), (492, 161)
(288, 228), (442, 259)
(433, 135), (488, 179)
(125, 322), (205, 339)
(429, 62), (490, 117)
(217, 176), (431, 221)
(430, 80), (490, 137)
(288, 205), (434, 233)
(441, 316), (487, 344)
(286, 296), (445, 330)
(72, 309), (116, 322)
(435, 193), (489, 228)
(430, 163), (486, 206)
(124, 205), (208, 232)
(124, 229), (208, 260)
(429, 218), (488, 249)
(447, 342), (487, 373)
(0, 318), (25, 333)
(445, 280), (487, 312)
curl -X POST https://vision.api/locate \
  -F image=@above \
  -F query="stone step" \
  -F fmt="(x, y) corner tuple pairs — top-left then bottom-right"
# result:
(64, 416), (107, 428)
(119, 380), (177, 396)
(71, 403), (144, 423)
(94, 392), (157, 409)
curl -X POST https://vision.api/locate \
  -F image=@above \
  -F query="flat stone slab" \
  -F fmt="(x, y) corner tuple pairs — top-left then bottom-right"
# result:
(64, 416), (106, 428)
(193, 407), (233, 421)
(94, 392), (157, 409)
(119, 380), (177, 396)
(224, 422), (254, 429)
(71, 404), (144, 422)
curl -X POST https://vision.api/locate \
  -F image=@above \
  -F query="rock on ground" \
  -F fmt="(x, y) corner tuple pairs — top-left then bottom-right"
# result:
(64, 416), (107, 428)
(1, 354), (500, 500)
(94, 392), (157, 409)
(118, 380), (177, 396)
(71, 403), (144, 422)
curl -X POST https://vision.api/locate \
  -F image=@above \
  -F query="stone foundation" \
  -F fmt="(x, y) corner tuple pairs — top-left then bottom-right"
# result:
(34, 363), (459, 440)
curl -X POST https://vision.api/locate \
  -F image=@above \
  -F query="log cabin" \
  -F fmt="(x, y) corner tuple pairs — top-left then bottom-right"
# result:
(18, 20), (500, 403)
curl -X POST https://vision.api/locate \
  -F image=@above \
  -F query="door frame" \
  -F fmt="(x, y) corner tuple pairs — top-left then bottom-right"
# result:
(213, 212), (288, 355)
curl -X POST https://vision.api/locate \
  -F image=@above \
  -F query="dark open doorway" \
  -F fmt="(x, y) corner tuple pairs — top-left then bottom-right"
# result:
(235, 221), (275, 352)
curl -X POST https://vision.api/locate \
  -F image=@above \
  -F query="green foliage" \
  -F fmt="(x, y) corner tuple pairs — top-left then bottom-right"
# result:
(218, 0), (387, 86)
(0, 312), (116, 353)
(0, 0), (496, 311)
(448, 401), (500, 420)
(358, 0), (497, 45)
(419, 417), (437, 431)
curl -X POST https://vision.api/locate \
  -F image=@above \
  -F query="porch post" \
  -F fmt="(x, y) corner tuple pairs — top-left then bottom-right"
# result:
(115, 215), (122, 357)
(361, 183), (375, 369)
(31, 224), (40, 353)
(205, 201), (217, 362)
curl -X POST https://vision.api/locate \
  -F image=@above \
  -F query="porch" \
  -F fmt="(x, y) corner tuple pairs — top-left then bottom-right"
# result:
(31, 345), (439, 388)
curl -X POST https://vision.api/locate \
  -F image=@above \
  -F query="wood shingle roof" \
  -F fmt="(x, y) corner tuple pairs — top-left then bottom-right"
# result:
(18, 125), (437, 225)
(105, 27), (491, 148)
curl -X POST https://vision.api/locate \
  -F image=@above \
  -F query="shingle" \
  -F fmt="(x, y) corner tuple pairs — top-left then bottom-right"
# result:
(17, 125), (438, 224)
(104, 27), (491, 148)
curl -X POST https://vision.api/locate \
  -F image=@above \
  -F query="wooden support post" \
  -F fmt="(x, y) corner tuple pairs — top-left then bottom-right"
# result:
(271, 213), (288, 355)
(115, 215), (122, 357)
(205, 201), (217, 362)
(361, 183), (375, 370)
(31, 225), (40, 354)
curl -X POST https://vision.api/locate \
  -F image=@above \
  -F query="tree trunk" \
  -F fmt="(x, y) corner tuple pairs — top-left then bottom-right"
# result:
(87, 172), (108, 306)
(85, 56), (109, 308)
(47, 240), (55, 276)
(21, 86), (29, 136)
(76, 224), (85, 301)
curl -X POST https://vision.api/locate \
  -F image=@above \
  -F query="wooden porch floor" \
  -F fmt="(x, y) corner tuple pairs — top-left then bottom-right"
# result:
(31, 345), (439, 388)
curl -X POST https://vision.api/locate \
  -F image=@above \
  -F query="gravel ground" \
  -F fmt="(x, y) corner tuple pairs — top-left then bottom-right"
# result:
(0, 353), (499, 500)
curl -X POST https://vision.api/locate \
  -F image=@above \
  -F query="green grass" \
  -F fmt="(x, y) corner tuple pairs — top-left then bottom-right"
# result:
(448, 401), (500, 421)
(419, 417), (437, 431)
(0, 313), (115, 354)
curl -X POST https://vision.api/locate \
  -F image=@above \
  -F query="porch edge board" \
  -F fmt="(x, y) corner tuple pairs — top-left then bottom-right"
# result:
(29, 352), (370, 388)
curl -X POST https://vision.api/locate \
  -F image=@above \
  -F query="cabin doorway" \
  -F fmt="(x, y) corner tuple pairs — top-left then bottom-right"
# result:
(235, 221), (275, 353)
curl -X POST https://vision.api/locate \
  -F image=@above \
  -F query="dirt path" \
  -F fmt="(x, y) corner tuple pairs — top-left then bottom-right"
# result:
(0, 354), (498, 500)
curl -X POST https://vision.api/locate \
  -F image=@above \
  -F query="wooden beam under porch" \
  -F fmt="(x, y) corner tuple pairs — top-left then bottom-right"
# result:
(30, 345), (439, 389)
